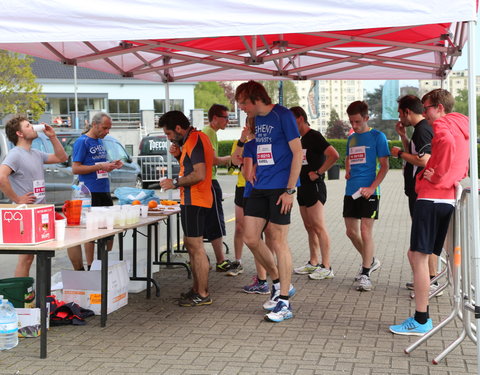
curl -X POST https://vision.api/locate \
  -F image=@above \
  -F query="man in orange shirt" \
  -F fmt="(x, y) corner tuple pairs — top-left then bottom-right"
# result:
(159, 111), (214, 306)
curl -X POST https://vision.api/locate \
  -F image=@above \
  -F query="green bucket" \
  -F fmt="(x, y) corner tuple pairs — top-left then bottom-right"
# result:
(0, 277), (35, 308)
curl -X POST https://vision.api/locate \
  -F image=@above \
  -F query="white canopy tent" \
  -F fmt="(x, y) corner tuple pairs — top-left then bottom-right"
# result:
(0, 0), (478, 367)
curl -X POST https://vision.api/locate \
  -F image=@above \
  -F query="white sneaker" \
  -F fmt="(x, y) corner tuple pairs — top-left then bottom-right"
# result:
(294, 262), (319, 275)
(356, 275), (372, 291)
(410, 283), (444, 299)
(263, 285), (297, 311)
(308, 266), (334, 280)
(354, 258), (381, 281)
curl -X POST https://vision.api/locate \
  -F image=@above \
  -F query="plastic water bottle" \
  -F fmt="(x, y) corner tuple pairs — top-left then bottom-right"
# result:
(0, 299), (18, 351)
(72, 182), (92, 225)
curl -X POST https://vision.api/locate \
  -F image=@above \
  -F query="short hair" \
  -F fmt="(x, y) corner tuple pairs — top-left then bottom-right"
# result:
(208, 104), (229, 122)
(347, 101), (369, 117)
(158, 110), (190, 131)
(5, 116), (28, 145)
(235, 80), (272, 105)
(289, 106), (308, 123)
(422, 89), (455, 114)
(397, 95), (423, 115)
(91, 112), (111, 126)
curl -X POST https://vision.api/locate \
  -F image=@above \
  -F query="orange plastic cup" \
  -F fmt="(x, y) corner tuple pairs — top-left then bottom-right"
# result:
(62, 200), (82, 225)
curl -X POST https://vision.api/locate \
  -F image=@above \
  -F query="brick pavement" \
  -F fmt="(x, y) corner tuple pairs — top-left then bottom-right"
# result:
(0, 170), (477, 374)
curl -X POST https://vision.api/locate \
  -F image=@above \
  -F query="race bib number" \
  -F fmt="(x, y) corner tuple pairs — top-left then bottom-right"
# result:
(349, 146), (366, 165)
(33, 179), (45, 199)
(95, 162), (109, 179)
(257, 144), (275, 166)
(302, 149), (308, 165)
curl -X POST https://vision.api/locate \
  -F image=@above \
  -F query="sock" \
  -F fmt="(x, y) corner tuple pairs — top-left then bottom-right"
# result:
(236, 259), (242, 264)
(278, 295), (289, 307)
(87, 264), (91, 271)
(272, 279), (280, 290)
(414, 310), (428, 325)
(361, 267), (370, 276)
(257, 278), (267, 285)
(320, 264), (331, 270)
(427, 305), (430, 319)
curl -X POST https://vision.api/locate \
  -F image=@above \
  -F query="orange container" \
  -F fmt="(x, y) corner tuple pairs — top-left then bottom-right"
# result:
(62, 200), (82, 225)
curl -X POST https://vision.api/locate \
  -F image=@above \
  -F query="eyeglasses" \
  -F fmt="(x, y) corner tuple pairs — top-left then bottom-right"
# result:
(423, 104), (437, 112)
(217, 115), (229, 119)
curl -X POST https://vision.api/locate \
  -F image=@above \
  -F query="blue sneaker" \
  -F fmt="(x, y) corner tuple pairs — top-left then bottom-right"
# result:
(389, 317), (433, 336)
(243, 276), (269, 294)
(264, 300), (293, 322)
(263, 285), (297, 311)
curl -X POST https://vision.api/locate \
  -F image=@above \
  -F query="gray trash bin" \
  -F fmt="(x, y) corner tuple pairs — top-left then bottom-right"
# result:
(327, 164), (340, 180)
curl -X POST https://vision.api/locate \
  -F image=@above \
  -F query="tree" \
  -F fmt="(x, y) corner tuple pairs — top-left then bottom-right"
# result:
(219, 82), (235, 109)
(260, 80), (299, 108)
(365, 86), (397, 140)
(325, 108), (349, 139)
(454, 89), (480, 134)
(0, 51), (45, 120)
(194, 82), (232, 111)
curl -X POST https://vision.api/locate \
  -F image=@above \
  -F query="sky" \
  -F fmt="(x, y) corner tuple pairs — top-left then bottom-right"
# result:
(363, 25), (480, 93)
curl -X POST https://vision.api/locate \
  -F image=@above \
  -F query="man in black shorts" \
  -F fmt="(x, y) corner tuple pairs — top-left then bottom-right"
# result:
(67, 112), (123, 270)
(235, 81), (303, 323)
(390, 89), (469, 336)
(290, 106), (339, 280)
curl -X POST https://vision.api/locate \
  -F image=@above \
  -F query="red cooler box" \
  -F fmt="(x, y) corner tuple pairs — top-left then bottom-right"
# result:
(0, 204), (55, 245)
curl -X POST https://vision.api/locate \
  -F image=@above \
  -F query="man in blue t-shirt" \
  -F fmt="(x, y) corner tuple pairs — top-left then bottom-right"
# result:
(235, 80), (302, 323)
(343, 101), (390, 292)
(67, 112), (123, 270)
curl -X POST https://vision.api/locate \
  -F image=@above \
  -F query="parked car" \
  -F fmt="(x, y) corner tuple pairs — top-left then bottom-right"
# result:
(0, 129), (142, 205)
(138, 132), (180, 188)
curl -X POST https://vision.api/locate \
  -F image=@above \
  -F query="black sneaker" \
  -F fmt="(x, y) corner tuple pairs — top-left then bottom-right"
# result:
(226, 261), (244, 276)
(216, 259), (233, 272)
(180, 288), (195, 299)
(178, 293), (212, 307)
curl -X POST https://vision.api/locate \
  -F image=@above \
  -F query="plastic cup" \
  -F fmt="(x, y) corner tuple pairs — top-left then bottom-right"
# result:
(62, 200), (82, 225)
(32, 124), (45, 132)
(54, 219), (66, 241)
(85, 212), (98, 230)
(105, 215), (114, 230)
(140, 205), (148, 218)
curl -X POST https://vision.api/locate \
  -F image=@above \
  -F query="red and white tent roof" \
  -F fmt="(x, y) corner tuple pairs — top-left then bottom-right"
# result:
(0, 0), (477, 82)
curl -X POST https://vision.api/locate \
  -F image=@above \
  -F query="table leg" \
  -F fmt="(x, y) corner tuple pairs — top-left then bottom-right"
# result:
(36, 251), (54, 359)
(98, 238), (108, 327)
(118, 232), (124, 260)
(147, 224), (152, 298)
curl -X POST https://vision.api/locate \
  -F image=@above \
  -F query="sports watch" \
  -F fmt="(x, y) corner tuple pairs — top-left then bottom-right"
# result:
(285, 188), (296, 195)
(172, 178), (179, 189)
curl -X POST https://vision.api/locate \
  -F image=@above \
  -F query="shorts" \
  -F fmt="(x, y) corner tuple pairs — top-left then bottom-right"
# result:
(234, 186), (247, 208)
(407, 192), (417, 219)
(297, 181), (327, 207)
(181, 205), (209, 238)
(343, 195), (379, 220)
(410, 200), (454, 256)
(91, 192), (113, 207)
(91, 192), (114, 240)
(244, 188), (291, 225)
(203, 179), (226, 241)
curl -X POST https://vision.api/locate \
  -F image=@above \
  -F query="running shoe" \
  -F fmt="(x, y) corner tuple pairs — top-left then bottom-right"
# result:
(243, 276), (270, 294)
(264, 301), (293, 322)
(178, 293), (212, 307)
(216, 259), (233, 272)
(294, 261), (320, 275)
(409, 283), (444, 299)
(263, 285), (297, 311)
(308, 266), (334, 280)
(355, 274), (372, 291)
(389, 317), (433, 336)
(354, 257), (381, 280)
(405, 281), (414, 290)
(180, 288), (195, 299)
(226, 261), (244, 276)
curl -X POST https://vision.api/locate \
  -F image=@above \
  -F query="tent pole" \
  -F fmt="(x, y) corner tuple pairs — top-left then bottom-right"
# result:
(165, 82), (173, 201)
(466, 20), (480, 375)
(74, 65), (79, 130)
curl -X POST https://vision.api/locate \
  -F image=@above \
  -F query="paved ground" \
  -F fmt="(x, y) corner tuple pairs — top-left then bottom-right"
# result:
(0, 170), (477, 374)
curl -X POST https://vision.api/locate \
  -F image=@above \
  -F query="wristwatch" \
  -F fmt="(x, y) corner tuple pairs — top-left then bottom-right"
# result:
(315, 171), (324, 180)
(397, 150), (404, 158)
(172, 178), (179, 189)
(285, 188), (296, 195)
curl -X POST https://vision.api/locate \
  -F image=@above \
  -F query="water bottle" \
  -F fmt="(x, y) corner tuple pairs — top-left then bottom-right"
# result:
(0, 299), (19, 351)
(72, 182), (92, 225)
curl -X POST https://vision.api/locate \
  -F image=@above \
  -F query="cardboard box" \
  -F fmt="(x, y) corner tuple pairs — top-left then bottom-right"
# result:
(0, 204), (55, 244)
(61, 260), (129, 315)
(16, 307), (50, 338)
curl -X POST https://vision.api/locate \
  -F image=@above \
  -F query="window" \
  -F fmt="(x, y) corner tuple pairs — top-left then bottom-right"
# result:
(153, 99), (184, 114)
(103, 139), (130, 162)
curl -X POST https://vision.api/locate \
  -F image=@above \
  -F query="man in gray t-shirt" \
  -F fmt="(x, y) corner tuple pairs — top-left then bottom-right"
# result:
(0, 116), (67, 277)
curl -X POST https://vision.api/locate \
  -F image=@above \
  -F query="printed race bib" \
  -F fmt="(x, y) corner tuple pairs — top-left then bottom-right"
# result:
(95, 162), (109, 179)
(257, 144), (275, 166)
(33, 179), (45, 199)
(302, 149), (308, 165)
(349, 146), (366, 165)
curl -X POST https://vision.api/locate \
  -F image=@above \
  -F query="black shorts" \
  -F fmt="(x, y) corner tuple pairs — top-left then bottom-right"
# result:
(203, 179), (226, 241)
(244, 188), (290, 225)
(410, 200), (454, 256)
(91, 192), (113, 207)
(343, 195), (380, 220)
(297, 181), (327, 207)
(407, 192), (417, 219)
(181, 205), (209, 238)
(234, 186), (247, 208)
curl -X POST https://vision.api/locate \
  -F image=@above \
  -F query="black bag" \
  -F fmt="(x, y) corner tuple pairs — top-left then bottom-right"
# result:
(46, 296), (95, 326)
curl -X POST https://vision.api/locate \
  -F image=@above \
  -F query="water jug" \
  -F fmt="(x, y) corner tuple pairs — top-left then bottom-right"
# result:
(0, 299), (18, 350)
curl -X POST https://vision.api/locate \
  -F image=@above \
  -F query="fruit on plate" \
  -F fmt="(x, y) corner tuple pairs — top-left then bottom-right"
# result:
(160, 200), (178, 205)
(148, 200), (158, 209)
(132, 200), (141, 205)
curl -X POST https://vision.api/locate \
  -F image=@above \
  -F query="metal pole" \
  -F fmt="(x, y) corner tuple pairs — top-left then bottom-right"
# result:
(466, 20), (480, 375)
(278, 81), (284, 106)
(74, 65), (79, 130)
(165, 82), (172, 201)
